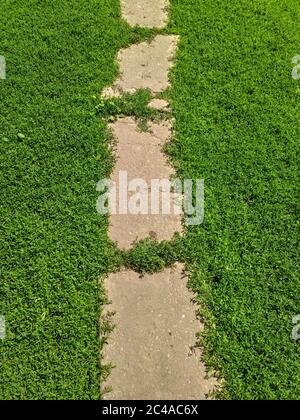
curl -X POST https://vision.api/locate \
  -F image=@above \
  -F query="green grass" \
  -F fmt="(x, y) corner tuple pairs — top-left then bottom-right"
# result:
(0, 0), (130, 400)
(95, 89), (169, 130)
(167, 0), (300, 399)
(1, 0), (299, 401)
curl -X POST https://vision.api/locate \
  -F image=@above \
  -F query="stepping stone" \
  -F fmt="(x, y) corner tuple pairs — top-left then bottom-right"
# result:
(108, 117), (182, 250)
(102, 264), (217, 400)
(0, 316), (5, 339)
(0, 56), (6, 80)
(100, 2), (218, 400)
(148, 98), (170, 111)
(102, 35), (179, 98)
(120, 0), (169, 29)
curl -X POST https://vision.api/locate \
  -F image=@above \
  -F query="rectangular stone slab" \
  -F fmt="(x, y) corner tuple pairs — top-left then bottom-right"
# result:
(108, 117), (182, 250)
(102, 35), (179, 97)
(102, 265), (217, 400)
(121, 0), (169, 29)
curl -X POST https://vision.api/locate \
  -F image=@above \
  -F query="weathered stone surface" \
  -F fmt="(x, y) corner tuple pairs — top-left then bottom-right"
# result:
(121, 0), (169, 29)
(0, 55), (6, 80)
(148, 98), (170, 111)
(99, 5), (218, 401)
(102, 35), (179, 98)
(108, 117), (182, 250)
(102, 265), (217, 400)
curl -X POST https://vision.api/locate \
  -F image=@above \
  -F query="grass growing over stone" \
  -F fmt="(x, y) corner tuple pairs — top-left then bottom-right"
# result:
(124, 238), (182, 274)
(96, 90), (155, 120)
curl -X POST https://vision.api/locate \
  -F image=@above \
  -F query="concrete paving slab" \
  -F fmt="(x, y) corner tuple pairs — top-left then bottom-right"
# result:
(103, 265), (217, 400)
(102, 35), (179, 98)
(108, 117), (182, 249)
(121, 0), (169, 28)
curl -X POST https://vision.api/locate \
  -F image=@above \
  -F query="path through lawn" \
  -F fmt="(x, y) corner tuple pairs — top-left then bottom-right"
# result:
(0, 0), (299, 400)
(100, 0), (217, 399)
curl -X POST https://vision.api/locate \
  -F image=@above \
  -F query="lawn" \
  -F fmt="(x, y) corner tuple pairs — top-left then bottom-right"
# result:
(0, 0), (130, 399)
(0, 0), (299, 400)
(168, 0), (300, 399)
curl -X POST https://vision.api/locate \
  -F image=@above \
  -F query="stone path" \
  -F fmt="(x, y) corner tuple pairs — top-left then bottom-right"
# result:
(103, 265), (216, 400)
(108, 117), (182, 249)
(102, 35), (179, 98)
(0, 56), (6, 80)
(120, 0), (169, 29)
(101, 0), (216, 400)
